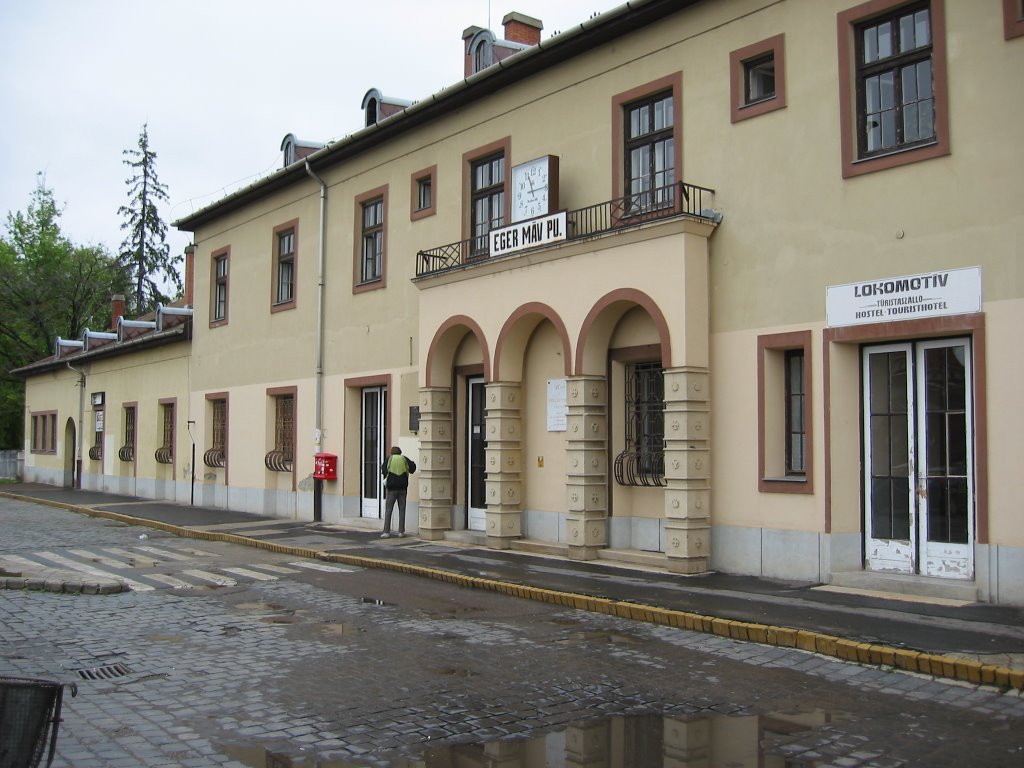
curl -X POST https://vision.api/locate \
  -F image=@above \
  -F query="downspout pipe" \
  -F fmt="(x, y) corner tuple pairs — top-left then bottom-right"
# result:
(65, 362), (85, 489)
(305, 159), (327, 522)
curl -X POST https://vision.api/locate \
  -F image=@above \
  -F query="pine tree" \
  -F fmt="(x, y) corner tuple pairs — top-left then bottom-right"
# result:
(0, 176), (129, 447)
(118, 124), (181, 313)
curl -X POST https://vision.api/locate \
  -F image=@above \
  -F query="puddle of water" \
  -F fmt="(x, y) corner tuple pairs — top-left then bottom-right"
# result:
(221, 707), (854, 768)
(554, 630), (641, 645)
(319, 622), (362, 638)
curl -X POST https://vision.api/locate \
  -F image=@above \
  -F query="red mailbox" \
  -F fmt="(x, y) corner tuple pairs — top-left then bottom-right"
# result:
(313, 452), (337, 480)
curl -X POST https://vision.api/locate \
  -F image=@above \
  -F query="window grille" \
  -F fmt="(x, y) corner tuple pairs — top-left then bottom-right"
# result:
(614, 362), (666, 487)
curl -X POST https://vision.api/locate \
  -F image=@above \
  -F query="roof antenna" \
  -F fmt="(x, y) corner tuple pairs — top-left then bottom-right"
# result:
(488, 0), (491, 30)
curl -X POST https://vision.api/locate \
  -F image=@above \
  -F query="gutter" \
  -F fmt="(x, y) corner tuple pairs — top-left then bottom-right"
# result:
(305, 160), (328, 523)
(173, 0), (694, 232)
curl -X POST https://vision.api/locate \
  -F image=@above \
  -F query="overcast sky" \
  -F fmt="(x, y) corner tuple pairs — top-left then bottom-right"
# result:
(1, 0), (623, 279)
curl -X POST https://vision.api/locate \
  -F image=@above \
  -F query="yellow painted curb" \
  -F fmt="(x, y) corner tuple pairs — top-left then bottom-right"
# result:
(5, 491), (1020, 693)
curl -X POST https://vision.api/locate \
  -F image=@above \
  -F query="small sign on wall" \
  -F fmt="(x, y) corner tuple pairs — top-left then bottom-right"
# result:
(826, 266), (982, 327)
(547, 378), (567, 432)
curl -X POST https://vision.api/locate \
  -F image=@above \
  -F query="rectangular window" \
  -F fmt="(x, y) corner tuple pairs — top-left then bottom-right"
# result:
(361, 198), (384, 284)
(411, 166), (437, 221)
(265, 392), (295, 472)
(614, 362), (665, 487)
(730, 35), (787, 122)
(212, 250), (229, 324)
(204, 396), (227, 468)
(120, 406), (136, 462)
(156, 402), (174, 464)
(758, 331), (813, 493)
(271, 221), (298, 310)
(838, 1), (948, 177)
(276, 230), (294, 304)
(857, 5), (934, 156)
(417, 177), (432, 211)
(89, 406), (104, 461)
(30, 411), (57, 453)
(470, 152), (505, 255)
(624, 92), (675, 214)
(785, 349), (807, 475)
(745, 55), (775, 103)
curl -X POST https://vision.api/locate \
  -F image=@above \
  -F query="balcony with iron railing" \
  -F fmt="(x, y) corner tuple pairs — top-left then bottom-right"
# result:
(416, 181), (717, 279)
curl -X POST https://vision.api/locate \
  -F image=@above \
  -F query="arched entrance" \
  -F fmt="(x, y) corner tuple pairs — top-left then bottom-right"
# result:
(63, 417), (77, 489)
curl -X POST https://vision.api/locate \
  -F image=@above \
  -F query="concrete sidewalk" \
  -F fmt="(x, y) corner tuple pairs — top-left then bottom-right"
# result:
(2, 483), (1022, 693)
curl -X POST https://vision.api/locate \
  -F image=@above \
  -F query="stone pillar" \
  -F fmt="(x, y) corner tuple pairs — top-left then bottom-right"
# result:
(663, 715), (710, 764)
(663, 367), (711, 574)
(484, 382), (522, 549)
(417, 387), (453, 540)
(565, 375), (607, 560)
(565, 719), (608, 767)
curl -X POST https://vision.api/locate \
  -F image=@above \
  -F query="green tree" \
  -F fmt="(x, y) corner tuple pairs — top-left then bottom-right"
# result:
(0, 177), (128, 448)
(118, 124), (181, 313)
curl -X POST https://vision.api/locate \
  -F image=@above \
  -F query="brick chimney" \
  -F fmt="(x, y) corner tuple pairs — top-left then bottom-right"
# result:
(111, 294), (125, 331)
(503, 12), (542, 46)
(184, 244), (195, 307)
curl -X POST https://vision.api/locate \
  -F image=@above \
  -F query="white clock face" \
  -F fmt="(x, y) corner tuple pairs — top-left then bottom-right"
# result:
(512, 157), (549, 222)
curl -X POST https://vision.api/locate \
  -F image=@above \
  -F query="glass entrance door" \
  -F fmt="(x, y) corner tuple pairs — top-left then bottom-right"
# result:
(467, 377), (487, 531)
(361, 386), (387, 519)
(862, 339), (974, 579)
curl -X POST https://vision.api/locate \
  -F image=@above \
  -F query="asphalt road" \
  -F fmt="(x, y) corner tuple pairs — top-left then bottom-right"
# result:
(2, 498), (1024, 767)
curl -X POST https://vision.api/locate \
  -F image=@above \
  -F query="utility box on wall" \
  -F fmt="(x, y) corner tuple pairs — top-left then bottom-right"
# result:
(313, 452), (337, 480)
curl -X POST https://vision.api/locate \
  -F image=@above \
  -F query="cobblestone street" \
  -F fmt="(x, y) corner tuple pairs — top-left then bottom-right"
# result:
(3, 503), (1024, 766)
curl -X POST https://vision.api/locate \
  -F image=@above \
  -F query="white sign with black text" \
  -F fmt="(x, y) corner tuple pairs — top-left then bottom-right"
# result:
(546, 378), (567, 432)
(826, 266), (982, 327)
(490, 211), (567, 258)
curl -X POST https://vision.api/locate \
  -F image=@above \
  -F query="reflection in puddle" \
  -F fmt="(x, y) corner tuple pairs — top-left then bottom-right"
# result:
(222, 707), (860, 767)
(360, 597), (393, 606)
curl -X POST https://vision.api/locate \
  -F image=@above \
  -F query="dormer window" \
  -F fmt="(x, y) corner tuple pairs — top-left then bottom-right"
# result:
(365, 97), (378, 127)
(468, 30), (496, 74)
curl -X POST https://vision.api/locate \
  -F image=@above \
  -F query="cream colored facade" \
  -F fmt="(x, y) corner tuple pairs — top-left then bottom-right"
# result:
(20, 0), (1024, 604)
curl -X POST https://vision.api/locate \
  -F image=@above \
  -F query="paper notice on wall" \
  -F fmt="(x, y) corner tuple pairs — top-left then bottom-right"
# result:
(547, 378), (567, 432)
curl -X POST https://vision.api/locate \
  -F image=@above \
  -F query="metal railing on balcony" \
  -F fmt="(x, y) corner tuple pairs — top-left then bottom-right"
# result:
(416, 181), (716, 278)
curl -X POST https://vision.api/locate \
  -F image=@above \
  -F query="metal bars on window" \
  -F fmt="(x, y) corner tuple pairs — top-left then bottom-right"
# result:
(204, 399), (226, 468)
(265, 395), (294, 472)
(155, 403), (173, 464)
(614, 362), (666, 487)
(119, 407), (135, 462)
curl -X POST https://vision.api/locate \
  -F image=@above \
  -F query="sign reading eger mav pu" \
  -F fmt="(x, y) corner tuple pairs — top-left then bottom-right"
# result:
(490, 211), (567, 258)
(826, 266), (982, 327)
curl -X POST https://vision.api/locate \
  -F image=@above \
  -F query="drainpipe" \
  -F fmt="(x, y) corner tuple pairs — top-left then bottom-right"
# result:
(66, 363), (85, 489)
(305, 159), (327, 522)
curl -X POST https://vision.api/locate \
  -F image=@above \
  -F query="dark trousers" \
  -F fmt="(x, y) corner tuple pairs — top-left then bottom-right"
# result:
(383, 488), (407, 533)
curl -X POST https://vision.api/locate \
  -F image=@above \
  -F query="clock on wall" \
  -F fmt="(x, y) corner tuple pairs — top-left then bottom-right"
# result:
(511, 155), (559, 223)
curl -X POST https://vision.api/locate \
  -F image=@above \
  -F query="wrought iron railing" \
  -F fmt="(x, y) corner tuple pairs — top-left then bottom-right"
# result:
(265, 449), (293, 472)
(203, 448), (225, 468)
(88, 446), (102, 461)
(613, 449), (666, 488)
(416, 181), (716, 278)
(118, 445), (134, 462)
(154, 446), (173, 464)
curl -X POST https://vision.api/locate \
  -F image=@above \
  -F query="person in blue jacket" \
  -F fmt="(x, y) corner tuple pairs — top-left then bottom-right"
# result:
(380, 446), (416, 538)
